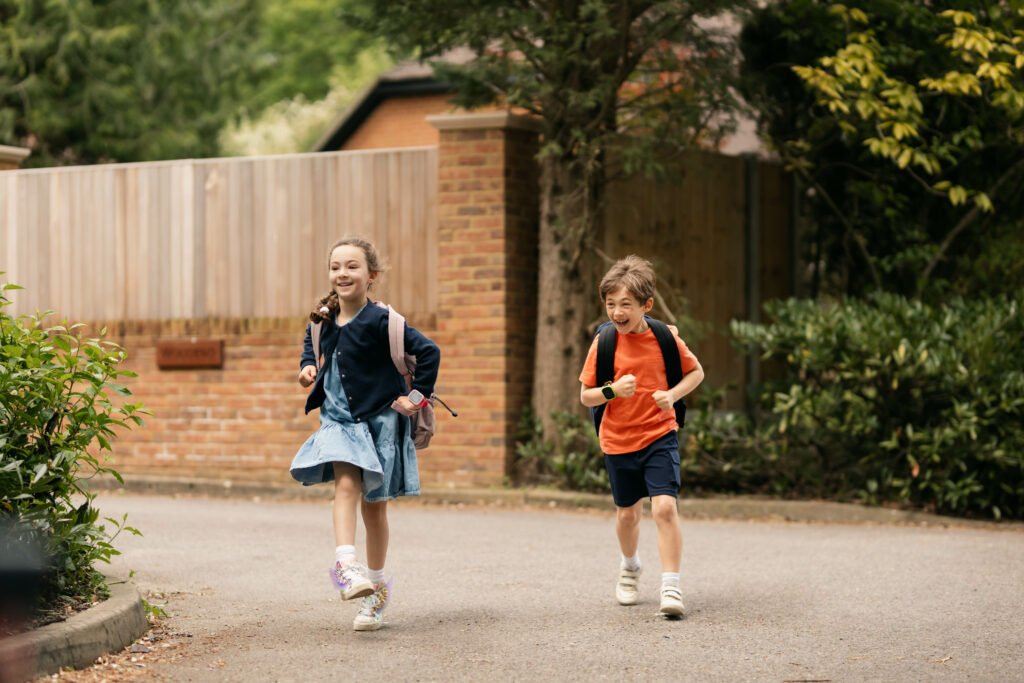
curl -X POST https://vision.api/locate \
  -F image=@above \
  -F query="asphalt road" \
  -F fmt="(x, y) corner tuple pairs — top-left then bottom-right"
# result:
(98, 493), (1024, 682)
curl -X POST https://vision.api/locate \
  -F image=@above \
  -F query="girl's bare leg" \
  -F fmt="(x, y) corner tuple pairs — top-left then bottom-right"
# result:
(332, 462), (362, 547)
(361, 499), (390, 570)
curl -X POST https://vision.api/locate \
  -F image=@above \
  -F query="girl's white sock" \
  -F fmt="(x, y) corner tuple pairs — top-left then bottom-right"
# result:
(621, 553), (641, 572)
(335, 545), (356, 564)
(661, 572), (681, 587)
(367, 567), (386, 584)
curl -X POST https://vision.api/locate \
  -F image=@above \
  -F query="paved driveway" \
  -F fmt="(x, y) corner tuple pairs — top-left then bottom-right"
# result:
(99, 493), (1024, 682)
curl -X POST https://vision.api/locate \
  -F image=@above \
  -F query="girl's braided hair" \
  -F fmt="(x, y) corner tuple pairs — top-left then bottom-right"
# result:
(309, 236), (385, 322)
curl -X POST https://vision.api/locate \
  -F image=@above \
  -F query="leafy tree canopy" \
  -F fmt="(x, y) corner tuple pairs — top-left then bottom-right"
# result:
(0, 0), (263, 165)
(243, 0), (388, 114)
(741, 0), (1024, 299)
(0, 0), (387, 166)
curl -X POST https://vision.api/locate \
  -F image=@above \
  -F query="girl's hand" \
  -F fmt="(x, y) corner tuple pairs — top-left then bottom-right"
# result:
(614, 374), (637, 398)
(393, 395), (421, 413)
(298, 365), (317, 387)
(652, 389), (674, 411)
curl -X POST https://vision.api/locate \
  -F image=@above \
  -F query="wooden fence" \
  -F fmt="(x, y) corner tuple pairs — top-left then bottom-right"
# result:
(1, 148), (438, 322)
(600, 151), (794, 405)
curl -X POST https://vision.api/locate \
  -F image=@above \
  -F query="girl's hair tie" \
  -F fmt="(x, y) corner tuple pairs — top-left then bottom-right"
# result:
(319, 306), (330, 314)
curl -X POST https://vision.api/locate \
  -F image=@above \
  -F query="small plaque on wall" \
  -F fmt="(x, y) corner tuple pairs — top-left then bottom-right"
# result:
(156, 339), (223, 369)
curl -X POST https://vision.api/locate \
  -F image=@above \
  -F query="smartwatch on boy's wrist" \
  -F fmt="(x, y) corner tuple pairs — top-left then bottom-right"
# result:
(601, 382), (616, 401)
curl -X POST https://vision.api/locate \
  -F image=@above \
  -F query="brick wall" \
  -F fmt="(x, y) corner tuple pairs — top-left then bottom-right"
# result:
(96, 318), (319, 483)
(96, 314), (441, 484)
(425, 113), (541, 486)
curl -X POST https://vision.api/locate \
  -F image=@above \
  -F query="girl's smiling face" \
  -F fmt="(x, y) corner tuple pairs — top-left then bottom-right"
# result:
(329, 244), (377, 303)
(605, 286), (653, 334)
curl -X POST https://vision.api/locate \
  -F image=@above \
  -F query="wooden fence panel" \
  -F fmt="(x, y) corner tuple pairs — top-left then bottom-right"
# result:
(1, 148), (439, 322)
(599, 150), (793, 406)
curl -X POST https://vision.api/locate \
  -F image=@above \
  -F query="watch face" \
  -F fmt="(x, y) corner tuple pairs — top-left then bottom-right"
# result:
(601, 385), (615, 400)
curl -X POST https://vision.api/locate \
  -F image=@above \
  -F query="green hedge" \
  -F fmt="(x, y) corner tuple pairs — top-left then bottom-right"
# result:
(1, 281), (146, 610)
(724, 293), (1024, 519)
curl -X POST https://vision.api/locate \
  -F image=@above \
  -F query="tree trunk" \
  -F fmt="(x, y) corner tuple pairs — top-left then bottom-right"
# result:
(531, 158), (597, 436)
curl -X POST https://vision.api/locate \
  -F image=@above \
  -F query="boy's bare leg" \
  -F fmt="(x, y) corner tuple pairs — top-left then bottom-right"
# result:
(361, 499), (390, 571)
(651, 495), (682, 573)
(615, 500), (643, 557)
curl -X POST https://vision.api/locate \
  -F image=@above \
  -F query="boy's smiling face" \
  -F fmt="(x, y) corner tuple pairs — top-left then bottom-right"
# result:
(604, 286), (654, 334)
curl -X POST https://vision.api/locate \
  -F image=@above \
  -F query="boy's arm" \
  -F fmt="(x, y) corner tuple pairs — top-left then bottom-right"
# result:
(580, 374), (637, 407)
(652, 362), (704, 411)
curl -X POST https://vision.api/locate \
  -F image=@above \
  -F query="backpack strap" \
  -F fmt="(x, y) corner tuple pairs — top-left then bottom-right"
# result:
(376, 301), (412, 390)
(590, 322), (617, 434)
(595, 322), (617, 386)
(648, 318), (687, 427)
(310, 322), (323, 369)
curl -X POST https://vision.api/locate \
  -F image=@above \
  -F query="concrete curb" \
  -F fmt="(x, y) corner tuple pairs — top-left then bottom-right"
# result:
(88, 474), (1023, 530)
(0, 579), (148, 680)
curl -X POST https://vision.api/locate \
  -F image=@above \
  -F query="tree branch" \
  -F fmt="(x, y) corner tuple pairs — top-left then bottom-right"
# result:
(916, 155), (1024, 295)
(791, 162), (883, 291)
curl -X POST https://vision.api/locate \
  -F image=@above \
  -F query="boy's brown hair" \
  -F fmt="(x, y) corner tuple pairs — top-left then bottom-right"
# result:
(599, 254), (656, 304)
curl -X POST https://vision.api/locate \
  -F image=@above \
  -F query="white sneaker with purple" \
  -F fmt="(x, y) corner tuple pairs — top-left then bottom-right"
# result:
(330, 561), (374, 600)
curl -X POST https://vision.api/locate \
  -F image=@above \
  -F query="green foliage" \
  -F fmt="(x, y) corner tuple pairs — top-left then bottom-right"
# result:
(0, 0), (263, 165)
(679, 387), (778, 494)
(729, 293), (1024, 519)
(245, 0), (390, 114)
(0, 280), (146, 607)
(741, 0), (1024, 300)
(220, 48), (394, 156)
(514, 408), (609, 493)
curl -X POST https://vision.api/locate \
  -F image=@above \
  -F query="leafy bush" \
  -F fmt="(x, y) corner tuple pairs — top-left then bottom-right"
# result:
(514, 408), (609, 493)
(0, 281), (146, 612)
(730, 293), (1024, 519)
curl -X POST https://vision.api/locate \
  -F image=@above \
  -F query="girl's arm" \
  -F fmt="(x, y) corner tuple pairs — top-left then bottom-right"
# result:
(298, 323), (317, 386)
(403, 325), (440, 395)
(299, 322), (316, 369)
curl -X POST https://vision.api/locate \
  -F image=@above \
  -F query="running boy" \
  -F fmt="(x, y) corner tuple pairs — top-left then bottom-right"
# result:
(579, 255), (704, 617)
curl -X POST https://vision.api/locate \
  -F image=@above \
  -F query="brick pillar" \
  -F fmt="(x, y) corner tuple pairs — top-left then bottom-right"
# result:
(427, 112), (541, 486)
(0, 145), (30, 170)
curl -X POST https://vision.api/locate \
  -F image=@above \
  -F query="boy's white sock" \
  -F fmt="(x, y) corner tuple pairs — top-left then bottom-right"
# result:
(335, 545), (356, 565)
(661, 572), (681, 587)
(621, 553), (641, 572)
(367, 567), (386, 584)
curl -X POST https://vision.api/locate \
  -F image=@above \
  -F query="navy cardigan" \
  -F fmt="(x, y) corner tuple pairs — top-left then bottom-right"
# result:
(300, 300), (440, 421)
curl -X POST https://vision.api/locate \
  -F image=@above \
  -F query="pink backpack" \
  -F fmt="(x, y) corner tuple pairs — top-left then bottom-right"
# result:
(309, 303), (454, 449)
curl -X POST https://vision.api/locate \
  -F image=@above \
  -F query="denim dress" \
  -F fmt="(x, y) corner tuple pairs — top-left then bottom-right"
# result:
(290, 352), (420, 502)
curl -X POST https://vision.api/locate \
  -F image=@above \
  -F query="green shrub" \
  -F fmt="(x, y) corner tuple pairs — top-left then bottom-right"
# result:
(730, 293), (1024, 519)
(514, 408), (609, 493)
(0, 281), (146, 610)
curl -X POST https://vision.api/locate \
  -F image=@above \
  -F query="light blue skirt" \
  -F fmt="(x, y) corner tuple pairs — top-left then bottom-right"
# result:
(290, 354), (419, 502)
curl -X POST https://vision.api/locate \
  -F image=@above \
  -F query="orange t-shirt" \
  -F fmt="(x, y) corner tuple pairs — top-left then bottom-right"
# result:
(579, 327), (699, 455)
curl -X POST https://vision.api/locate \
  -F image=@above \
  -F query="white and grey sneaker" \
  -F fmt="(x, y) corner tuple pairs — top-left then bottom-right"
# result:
(615, 565), (642, 605)
(659, 584), (684, 617)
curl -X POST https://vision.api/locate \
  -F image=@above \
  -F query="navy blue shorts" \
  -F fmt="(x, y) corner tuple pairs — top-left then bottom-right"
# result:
(603, 431), (681, 508)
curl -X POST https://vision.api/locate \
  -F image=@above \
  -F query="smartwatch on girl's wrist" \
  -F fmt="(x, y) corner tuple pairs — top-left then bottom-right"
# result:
(601, 382), (616, 400)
